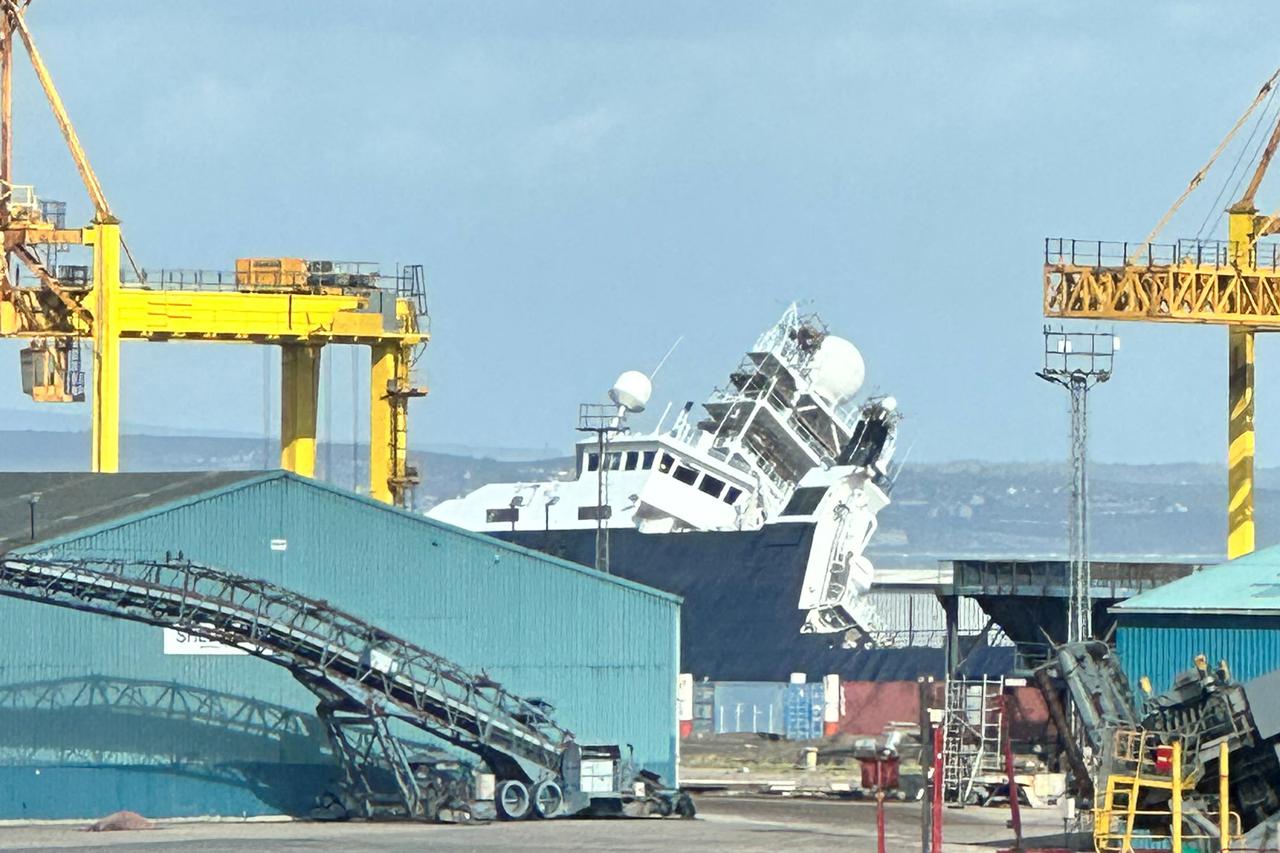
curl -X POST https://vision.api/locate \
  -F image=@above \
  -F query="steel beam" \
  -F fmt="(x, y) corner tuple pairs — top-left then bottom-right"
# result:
(370, 342), (423, 506)
(370, 343), (395, 504)
(87, 220), (119, 473)
(1229, 326), (1256, 559)
(280, 343), (320, 478)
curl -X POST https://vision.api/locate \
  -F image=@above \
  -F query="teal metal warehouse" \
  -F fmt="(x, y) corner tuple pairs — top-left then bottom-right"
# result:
(1113, 546), (1280, 693)
(0, 471), (680, 820)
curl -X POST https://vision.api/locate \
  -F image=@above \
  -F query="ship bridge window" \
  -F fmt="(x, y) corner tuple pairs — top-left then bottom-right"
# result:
(723, 486), (743, 505)
(698, 474), (726, 499)
(625, 451), (639, 471)
(782, 486), (828, 516)
(608, 452), (623, 470)
(587, 453), (600, 472)
(642, 450), (656, 470)
(673, 465), (698, 486)
(659, 453), (675, 474)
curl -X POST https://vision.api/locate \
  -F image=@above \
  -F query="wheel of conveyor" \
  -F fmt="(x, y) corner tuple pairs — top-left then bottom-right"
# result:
(532, 780), (563, 819)
(495, 780), (531, 820)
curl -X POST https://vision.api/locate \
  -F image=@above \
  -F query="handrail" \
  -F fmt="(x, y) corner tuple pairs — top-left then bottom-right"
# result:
(1045, 236), (1280, 271)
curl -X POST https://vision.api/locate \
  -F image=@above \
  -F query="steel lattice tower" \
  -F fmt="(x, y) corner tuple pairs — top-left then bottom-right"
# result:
(1038, 327), (1115, 645)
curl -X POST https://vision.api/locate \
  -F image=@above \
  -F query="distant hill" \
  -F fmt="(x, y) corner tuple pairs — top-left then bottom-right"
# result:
(0, 429), (573, 512)
(0, 429), (1254, 564)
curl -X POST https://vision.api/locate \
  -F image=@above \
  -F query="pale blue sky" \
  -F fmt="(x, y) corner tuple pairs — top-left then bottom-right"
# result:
(0, 1), (1276, 464)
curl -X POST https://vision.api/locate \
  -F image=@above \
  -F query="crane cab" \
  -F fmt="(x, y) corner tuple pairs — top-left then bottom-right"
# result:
(19, 340), (84, 403)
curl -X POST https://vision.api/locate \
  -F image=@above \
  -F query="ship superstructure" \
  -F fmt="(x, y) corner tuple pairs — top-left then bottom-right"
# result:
(428, 304), (903, 645)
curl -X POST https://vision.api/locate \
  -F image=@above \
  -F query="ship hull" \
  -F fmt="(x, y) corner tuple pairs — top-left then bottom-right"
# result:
(497, 525), (1012, 682)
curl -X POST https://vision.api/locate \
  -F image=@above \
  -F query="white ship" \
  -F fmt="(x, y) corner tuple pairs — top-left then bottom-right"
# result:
(429, 305), (902, 645)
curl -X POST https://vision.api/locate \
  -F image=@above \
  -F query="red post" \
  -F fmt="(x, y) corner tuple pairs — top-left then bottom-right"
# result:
(876, 787), (887, 853)
(1002, 695), (1023, 849)
(932, 724), (944, 853)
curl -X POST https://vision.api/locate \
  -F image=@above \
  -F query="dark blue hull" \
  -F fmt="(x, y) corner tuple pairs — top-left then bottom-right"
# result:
(497, 524), (1013, 682)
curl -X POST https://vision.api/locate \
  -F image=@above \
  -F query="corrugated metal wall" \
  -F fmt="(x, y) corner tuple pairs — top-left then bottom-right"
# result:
(831, 682), (1052, 741)
(863, 592), (999, 648)
(0, 474), (679, 819)
(1116, 614), (1280, 693)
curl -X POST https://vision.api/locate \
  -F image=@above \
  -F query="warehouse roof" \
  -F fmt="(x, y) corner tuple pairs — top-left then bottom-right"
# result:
(0, 471), (262, 554)
(1112, 546), (1280, 615)
(0, 470), (681, 606)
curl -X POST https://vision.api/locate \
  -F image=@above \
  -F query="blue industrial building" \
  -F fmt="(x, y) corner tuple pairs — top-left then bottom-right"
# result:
(1113, 547), (1280, 692)
(0, 471), (680, 820)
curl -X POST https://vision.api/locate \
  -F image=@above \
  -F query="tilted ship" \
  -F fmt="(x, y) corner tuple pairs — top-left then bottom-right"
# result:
(428, 305), (905, 677)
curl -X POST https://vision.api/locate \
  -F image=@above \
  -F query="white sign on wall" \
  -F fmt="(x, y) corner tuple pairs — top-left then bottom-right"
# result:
(162, 627), (249, 656)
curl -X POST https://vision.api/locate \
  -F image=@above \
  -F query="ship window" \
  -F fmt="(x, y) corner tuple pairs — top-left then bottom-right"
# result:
(673, 465), (698, 486)
(625, 451), (639, 471)
(642, 450), (656, 470)
(659, 453), (675, 474)
(698, 475), (725, 499)
(587, 453), (600, 472)
(782, 486), (828, 516)
(609, 453), (623, 470)
(723, 486), (743, 505)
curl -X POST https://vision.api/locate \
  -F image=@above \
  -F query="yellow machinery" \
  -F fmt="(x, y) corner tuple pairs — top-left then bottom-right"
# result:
(0, 3), (427, 506)
(1044, 67), (1280, 559)
(1094, 734), (1239, 852)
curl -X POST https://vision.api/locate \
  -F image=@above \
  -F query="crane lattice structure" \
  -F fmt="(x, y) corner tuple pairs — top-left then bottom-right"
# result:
(1044, 66), (1280, 560)
(0, 3), (427, 506)
(0, 554), (631, 820)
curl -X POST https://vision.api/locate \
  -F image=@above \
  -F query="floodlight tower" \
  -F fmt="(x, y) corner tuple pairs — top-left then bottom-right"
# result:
(1037, 327), (1116, 645)
(577, 370), (651, 573)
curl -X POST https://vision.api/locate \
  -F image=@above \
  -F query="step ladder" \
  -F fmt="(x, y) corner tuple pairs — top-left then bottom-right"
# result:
(941, 676), (1004, 805)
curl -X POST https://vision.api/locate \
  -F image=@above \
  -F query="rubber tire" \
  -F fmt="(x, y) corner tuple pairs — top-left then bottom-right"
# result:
(496, 780), (531, 820)
(532, 780), (564, 819)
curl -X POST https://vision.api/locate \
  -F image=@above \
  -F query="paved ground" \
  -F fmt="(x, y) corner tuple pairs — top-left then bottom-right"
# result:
(0, 796), (1083, 852)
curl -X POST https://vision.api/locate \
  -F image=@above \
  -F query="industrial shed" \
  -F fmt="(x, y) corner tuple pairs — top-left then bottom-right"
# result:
(1113, 547), (1280, 692)
(0, 471), (680, 820)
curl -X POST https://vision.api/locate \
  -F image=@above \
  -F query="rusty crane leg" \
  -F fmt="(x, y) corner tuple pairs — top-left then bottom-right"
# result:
(370, 343), (424, 507)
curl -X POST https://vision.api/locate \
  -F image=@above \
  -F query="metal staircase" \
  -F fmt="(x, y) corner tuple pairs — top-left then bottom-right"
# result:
(941, 676), (1004, 805)
(0, 555), (682, 821)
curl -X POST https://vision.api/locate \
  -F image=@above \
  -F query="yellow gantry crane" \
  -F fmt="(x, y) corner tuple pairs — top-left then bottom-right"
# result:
(1045, 67), (1280, 560)
(0, 3), (427, 506)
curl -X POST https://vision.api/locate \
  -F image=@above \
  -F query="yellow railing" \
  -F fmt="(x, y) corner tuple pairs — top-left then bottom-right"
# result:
(1094, 736), (1241, 853)
(1094, 808), (1241, 852)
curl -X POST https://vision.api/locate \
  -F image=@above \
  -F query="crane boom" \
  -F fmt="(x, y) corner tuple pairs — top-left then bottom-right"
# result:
(0, 5), (430, 506)
(2, 1), (109, 220)
(1040, 68), (1280, 560)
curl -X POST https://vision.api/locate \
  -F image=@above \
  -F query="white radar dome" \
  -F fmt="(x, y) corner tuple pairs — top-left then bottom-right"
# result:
(610, 370), (653, 413)
(808, 336), (865, 404)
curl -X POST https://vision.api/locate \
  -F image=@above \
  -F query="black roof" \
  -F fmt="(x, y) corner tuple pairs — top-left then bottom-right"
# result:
(0, 471), (265, 554)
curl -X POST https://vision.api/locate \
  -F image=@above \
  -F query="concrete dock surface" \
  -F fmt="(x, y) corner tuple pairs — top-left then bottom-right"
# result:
(0, 796), (1080, 852)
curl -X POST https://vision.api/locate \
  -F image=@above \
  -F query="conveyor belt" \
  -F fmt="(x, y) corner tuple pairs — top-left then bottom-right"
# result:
(0, 555), (582, 816)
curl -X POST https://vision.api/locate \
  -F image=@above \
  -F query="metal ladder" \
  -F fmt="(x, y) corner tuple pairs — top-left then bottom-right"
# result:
(941, 676), (1004, 805)
(395, 264), (429, 323)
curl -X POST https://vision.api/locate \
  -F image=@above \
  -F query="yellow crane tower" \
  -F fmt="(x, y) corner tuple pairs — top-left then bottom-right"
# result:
(1044, 67), (1280, 560)
(0, 2), (427, 506)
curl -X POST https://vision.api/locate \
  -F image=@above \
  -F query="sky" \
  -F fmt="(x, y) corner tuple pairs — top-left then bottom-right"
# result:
(0, 1), (1277, 465)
